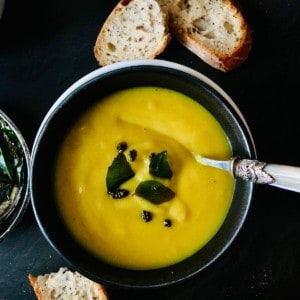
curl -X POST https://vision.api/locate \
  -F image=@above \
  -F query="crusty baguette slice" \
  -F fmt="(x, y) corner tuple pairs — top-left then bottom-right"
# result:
(158, 0), (252, 72)
(28, 267), (108, 300)
(94, 0), (171, 66)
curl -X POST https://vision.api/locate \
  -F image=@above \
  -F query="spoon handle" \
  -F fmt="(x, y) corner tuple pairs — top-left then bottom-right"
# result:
(264, 164), (300, 193)
(234, 159), (300, 193)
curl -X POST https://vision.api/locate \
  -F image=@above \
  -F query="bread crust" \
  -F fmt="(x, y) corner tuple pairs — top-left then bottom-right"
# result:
(28, 268), (108, 300)
(94, 0), (171, 66)
(28, 274), (43, 300)
(159, 0), (252, 71)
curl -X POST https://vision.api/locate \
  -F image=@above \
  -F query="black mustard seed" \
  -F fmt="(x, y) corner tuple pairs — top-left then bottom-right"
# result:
(117, 142), (128, 153)
(108, 189), (129, 199)
(163, 219), (172, 227)
(129, 149), (137, 161)
(149, 152), (156, 159)
(141, 210), (152, 222)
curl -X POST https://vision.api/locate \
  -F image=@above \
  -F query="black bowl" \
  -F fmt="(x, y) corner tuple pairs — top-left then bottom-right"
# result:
(30, 59), (256, 288)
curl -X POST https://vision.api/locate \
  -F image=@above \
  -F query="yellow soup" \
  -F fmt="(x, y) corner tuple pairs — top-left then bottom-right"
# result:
(55, 86), (234, 270)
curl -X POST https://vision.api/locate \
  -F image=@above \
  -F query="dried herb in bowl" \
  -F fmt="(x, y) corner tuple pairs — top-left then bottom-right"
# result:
(0, 115), (25, 222)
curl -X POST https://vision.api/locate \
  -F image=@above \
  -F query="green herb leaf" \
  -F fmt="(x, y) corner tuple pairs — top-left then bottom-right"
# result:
(0, 121), (24, 184)
(0, 118), (24, 205)
(0, 182), (15, 203)
(135, 180), (175, 204)
(149, 150), (173, 179)
(106, 152), (135, 192)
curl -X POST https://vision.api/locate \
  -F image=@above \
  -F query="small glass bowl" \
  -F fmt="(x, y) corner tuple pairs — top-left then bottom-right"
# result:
(0, 109), (30, 241)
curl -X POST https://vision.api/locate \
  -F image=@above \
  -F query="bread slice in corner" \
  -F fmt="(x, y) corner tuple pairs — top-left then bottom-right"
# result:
(158, 0), (252, 72)
(28, 267), (108, 300)
(94, 0), (171, 66)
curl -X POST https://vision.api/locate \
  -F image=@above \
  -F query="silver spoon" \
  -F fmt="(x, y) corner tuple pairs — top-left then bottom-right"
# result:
(193, 154), (300, 193)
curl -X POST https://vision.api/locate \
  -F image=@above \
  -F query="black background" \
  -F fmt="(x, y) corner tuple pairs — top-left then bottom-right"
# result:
(1, 0), (300, 299)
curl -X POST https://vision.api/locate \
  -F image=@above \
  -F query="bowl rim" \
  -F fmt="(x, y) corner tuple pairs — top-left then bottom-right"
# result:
(33, 59), (256, 157)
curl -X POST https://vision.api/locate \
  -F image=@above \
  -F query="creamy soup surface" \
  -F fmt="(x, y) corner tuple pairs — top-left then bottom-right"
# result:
(55, 86), (234, 270)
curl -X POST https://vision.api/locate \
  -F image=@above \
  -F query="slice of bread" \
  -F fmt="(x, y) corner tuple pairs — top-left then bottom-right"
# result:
(158, 0), (252, 72)
(94, 0), (171, 66)
(28, 267), (108, 300)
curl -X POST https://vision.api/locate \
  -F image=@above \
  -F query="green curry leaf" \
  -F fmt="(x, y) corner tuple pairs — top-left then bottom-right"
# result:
(135, 180), (175, 204)
(149, 150), (173, 179)
(106, 152), (135, 192)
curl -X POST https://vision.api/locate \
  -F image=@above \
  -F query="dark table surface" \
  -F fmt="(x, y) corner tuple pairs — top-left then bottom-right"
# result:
(1, 0), (300, 299)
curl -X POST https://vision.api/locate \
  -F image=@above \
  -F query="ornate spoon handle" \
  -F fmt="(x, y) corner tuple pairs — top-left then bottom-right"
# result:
(233, 159), (300, 193)
(234, 159), (300, 192)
